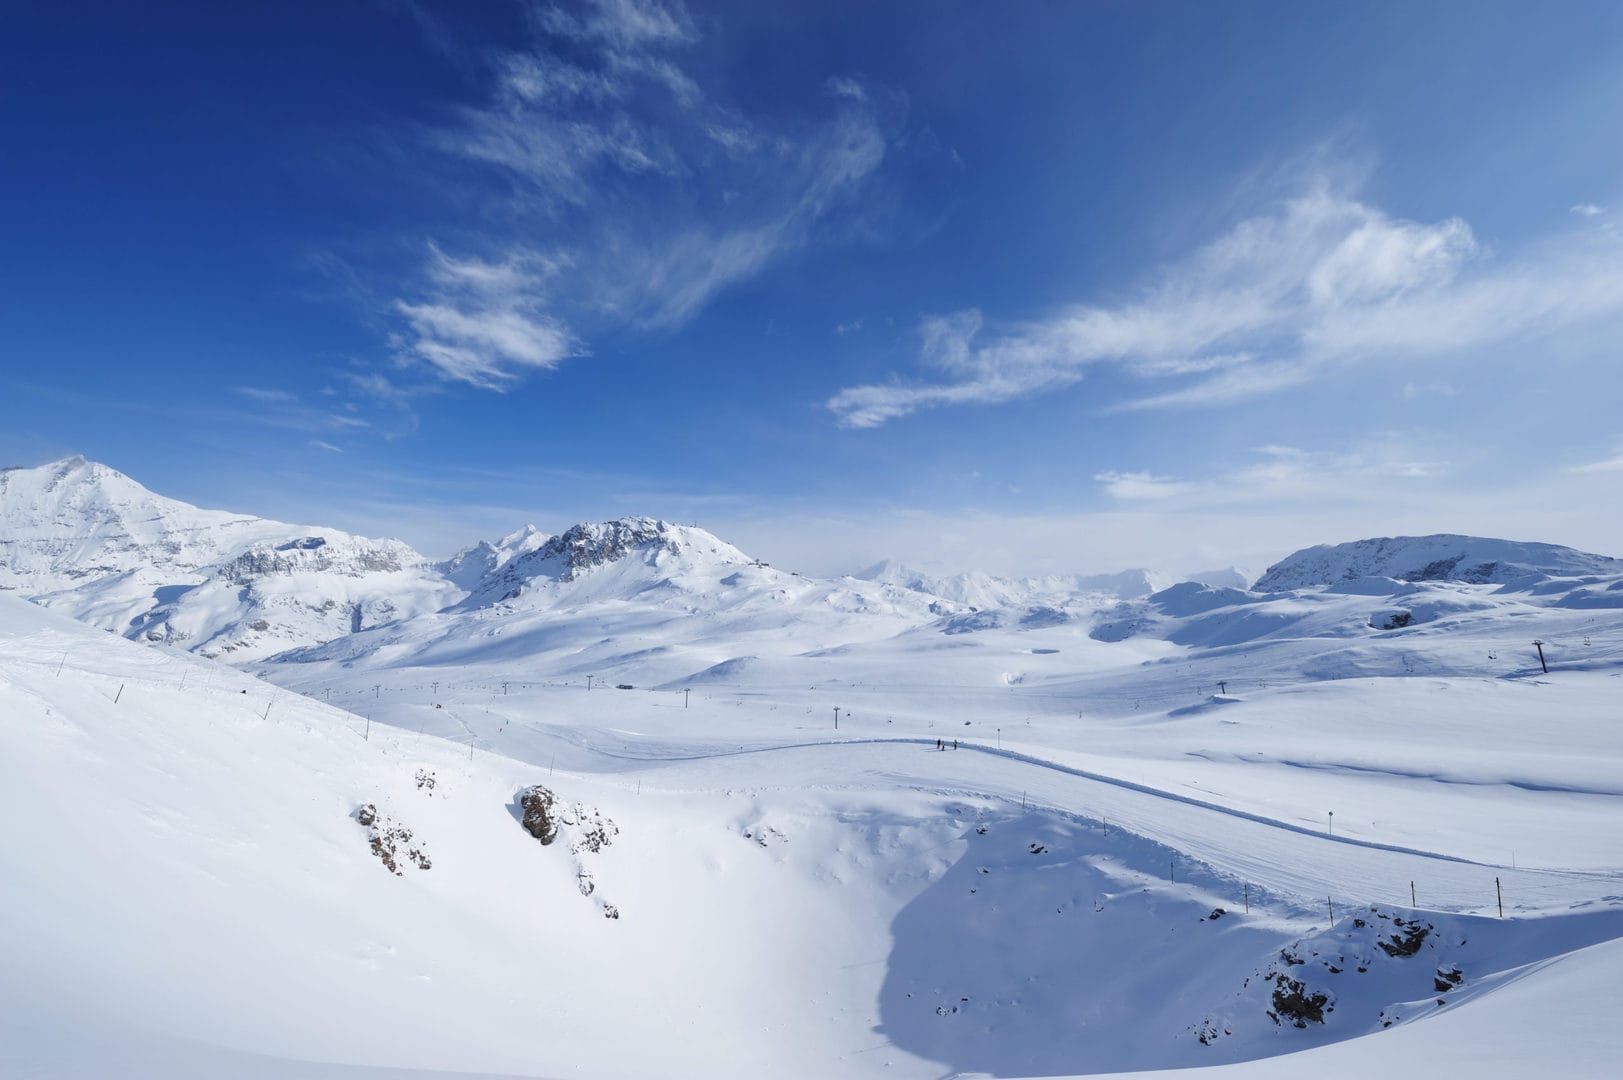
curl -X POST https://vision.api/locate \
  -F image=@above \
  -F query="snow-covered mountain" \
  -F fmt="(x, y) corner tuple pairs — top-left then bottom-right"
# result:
(0, 455), (294, 590)
(7, 458), (1622, 683)
(463, 517), (756, 607)
(436, 523), (550, 591)
(0, 457), (458, 660)
(1253, 534), (1623, 592)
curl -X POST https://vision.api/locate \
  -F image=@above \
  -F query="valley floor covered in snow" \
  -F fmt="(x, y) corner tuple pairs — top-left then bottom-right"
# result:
(4, 573), (1622, 1078)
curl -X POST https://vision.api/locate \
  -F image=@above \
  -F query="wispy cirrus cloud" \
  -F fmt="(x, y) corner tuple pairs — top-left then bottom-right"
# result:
(1569, 439), (1623, 474)
(379, 0), (890, 392)
(1094, 442), (1450, 510)
(829, 180), (1623, 426)
(392, 244), (578, 390)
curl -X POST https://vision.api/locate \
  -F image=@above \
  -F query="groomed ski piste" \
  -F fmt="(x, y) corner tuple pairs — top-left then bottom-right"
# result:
(5, 532), (1623, 1078)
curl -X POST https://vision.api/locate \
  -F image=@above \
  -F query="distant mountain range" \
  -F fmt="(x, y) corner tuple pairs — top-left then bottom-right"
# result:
(3, 456), (1619, 668)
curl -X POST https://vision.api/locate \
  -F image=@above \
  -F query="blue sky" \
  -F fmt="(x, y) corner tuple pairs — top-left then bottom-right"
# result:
(4, 1), (1622, 575)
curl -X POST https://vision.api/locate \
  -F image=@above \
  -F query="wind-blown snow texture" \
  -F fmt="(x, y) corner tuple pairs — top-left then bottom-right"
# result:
(3, 457), (1623, 1078)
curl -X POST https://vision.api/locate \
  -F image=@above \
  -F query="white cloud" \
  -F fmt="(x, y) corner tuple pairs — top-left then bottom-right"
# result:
(395, 0), (889, 389)
(1571, 203), (1604, 217)
(393, 245), (579, 389)
(829, 181), (1623, 426)
(1400, 381), (1459, 400)
(1092, 471), (1195, 500)
(308, 440), (344, 454)
(541, 0), (698, 49)
(1092, 443), (1451, 511)
(235, 386), (298, 404)
(825, 75), (867, 102)
(1570, 446), (1623, 473)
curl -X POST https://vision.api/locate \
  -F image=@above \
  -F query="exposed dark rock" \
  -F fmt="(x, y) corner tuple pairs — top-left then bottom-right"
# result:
(519, 785), (560, 845)
(1377, 921), (1433, 957)
(355, 804), (428, 876)
(1269, 974), (1330, 1027)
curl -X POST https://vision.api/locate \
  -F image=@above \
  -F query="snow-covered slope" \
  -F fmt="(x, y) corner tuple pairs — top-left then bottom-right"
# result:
(6, 580), (1623, 1079)
(1254, 534), (1622, 592)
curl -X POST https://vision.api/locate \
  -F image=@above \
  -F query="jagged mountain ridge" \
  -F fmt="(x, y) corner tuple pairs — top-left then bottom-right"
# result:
(437, 524), (551, 592)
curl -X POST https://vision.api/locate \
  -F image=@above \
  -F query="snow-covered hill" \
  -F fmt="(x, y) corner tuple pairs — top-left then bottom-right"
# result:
(1253, 534), (1623, 592)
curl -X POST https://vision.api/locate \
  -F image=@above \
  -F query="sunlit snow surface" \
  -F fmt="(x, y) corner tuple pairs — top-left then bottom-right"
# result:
(4, 565), (1623, 1078)
(3, 460), (1623, 1077)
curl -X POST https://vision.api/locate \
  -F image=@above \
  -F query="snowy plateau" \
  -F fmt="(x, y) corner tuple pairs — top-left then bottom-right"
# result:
(2, 455), (1622, 1079)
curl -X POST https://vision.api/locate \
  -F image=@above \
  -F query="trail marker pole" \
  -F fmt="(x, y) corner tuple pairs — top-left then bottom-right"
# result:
(586, 675), (594, 691)
(1410, 880), (1416, 907)
(997, 727), (1001, 750)
(374, 684), (380, 699)
(1496, 877), (1503, 918)
(1244, 883), (1250, 913)
(1327, 810), (1334, 837)
(263, 701), (272, 720)
(365, 715), (371, 741)
(1532, 640), (1548, 674)
(57, 652), (67, 676)
(834, 706), (839, 730)
(114, 684), (123, 704)
(432, 681), (439, 696)
(684, 688), (690, 708)
(1219, 680), (1227, 694)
